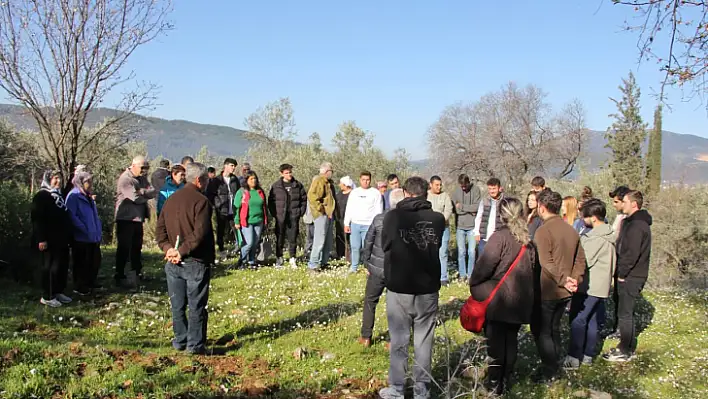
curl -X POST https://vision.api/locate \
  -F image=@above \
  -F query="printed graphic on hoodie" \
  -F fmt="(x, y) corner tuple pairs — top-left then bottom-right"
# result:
(400, 221), (439, 250)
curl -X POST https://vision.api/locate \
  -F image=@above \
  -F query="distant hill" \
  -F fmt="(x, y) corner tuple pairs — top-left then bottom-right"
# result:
(0, 104), (251, 162)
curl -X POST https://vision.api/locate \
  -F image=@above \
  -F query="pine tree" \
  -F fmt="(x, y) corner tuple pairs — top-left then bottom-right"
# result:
(605, 72), (648, 189)
(646, 105), (663, 194)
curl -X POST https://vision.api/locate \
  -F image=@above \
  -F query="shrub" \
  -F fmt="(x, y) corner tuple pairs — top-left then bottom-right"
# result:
(0, 182), (34, 281)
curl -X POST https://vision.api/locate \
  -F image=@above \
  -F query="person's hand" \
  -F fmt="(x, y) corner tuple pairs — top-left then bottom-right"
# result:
(365, 269), (370, 276)
(165, 248), (181, 264)
(38, 242), (48, 251)
(344, 226), (351, 234)
(475, 235), (481, 243)
(234, 223), (240, 229)
(456, 202), (462, 210)
(564, 277), (578, 293)
(91, 194), (97, 201)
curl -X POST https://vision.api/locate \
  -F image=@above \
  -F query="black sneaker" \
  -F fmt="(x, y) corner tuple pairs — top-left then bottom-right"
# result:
(603, 348), (634, 362)
(115, 278), (133, 289)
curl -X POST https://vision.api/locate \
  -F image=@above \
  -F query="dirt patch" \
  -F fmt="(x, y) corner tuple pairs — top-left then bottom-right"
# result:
(0, 348), (21, 369)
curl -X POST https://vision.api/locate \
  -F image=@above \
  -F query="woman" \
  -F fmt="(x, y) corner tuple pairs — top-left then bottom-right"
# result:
(66, 171), (103, 296)
(562, 196), (579, 226)
(525, 191), (542, 240)
(574, 186), (593, 234)
(157, 164), (186, 216)
(32, 170), (73, 307)
(469, 197), (535, 395)
(233, 171), (268, 268)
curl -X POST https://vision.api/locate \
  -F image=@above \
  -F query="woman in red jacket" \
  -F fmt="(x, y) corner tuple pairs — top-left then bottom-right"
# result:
(233, 171), (268, 269)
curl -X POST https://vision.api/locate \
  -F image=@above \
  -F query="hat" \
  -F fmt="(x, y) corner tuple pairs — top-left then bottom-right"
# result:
(377, 181), (387, 189)
(339, 176), (355, 188)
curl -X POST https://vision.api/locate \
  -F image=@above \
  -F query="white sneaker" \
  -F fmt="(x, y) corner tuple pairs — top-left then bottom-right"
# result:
(289, 257), (298, 269)
(40, 298), (62, 308)
(55, 293), (73, 304)
(275, 257), (284, 268)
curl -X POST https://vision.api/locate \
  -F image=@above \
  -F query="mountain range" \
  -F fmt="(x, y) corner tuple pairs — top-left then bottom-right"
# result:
(1, 104), (707, 184)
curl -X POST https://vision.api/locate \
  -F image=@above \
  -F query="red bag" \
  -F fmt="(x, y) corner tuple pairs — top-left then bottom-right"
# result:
(460, 246), (527, 333)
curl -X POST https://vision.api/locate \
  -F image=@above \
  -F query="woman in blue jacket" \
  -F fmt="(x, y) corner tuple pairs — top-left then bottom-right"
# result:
(66, 171), (102, 295)
(157, 165), (186, 216)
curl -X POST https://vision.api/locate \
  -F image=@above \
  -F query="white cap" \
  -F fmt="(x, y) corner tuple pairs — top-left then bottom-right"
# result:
(339, 176), (355, 188)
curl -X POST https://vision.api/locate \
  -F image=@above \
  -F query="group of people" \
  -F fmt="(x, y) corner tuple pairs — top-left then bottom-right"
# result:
(31, 155), (653, 398)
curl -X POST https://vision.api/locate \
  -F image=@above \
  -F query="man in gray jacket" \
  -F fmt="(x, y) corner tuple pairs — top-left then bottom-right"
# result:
(115, 156), (156, 286)
(451, 174), (482, 281)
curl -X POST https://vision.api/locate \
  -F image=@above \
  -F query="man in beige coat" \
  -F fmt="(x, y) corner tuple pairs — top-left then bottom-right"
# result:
(427, 176), (453, 285)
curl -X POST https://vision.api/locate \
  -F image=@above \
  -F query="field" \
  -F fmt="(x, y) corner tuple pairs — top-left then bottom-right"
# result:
(0, 249), (706, 398)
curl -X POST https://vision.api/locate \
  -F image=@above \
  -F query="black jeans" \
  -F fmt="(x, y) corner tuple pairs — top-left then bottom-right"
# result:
(41, 246), (70, 299)
(360, 273), (386, 339)
(304, 223), (314, 258)
(215, 213), (237, 252)
(617, 278), (645, 354)
(72, 242), (101, 291)
(485, 321), (521, 392)
(532, 297), (570, 377)
(165, 259), (211, 352)
(275, 217), (300, 258)
(115, 221), (143, 279)
(335, 221), (351, 262)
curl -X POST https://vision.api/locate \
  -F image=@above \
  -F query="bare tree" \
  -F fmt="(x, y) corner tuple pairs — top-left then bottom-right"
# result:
(427, 82), (587, 192)
(611, 0), (708, 102)
(0, 0), (173, 182)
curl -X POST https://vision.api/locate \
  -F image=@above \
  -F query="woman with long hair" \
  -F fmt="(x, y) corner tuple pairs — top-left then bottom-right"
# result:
(469, 197), (535, 395)
(562, 196), (579, 226)
(525, 191), (542, 240)
(233, 171), (268, 269)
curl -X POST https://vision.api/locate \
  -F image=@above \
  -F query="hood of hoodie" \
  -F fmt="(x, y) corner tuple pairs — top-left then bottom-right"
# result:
(627, 209), (653, 226)
(396, 196), (433, 211)
(585, 223), (616, 244)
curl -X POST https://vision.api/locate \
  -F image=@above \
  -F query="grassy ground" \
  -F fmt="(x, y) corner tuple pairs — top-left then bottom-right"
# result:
(0, 249), (706, 398)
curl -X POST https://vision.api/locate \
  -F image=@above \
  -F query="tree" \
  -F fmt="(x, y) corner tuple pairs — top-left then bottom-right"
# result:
(646, 104), (663, 194)
(612, 0), (708, 101)
(606, 72), (648, 189)
(427, 82), (587, 192)
(0, 0), (173, 184)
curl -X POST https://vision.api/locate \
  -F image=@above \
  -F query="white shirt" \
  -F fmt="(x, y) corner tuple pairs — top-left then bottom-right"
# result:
(473, 198), (499, 241)
(344, 187), (383, 227)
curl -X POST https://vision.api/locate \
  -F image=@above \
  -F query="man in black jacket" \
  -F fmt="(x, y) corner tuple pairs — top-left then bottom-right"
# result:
(357, 188), (405, 348)
(603, 190), (652, 363)
(379, 177), (445, 399)
(208, 158), (240, 258)
(269, 164), (307, 268)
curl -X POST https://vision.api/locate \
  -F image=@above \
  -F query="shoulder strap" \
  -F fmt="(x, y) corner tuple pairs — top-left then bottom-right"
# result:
(484, 245), (527, 304)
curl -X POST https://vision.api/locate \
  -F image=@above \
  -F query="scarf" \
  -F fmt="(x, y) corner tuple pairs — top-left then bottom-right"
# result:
(41, 169), (68, 211)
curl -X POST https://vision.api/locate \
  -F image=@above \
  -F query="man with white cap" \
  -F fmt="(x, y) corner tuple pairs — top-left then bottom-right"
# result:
(335, 176), (356, 261)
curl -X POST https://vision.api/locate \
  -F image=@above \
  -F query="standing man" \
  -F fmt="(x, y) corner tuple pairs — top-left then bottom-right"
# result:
(473, 178), (505, 257)
(532, 189), (586, 382)
(609, 185), (630, 237)
(427, 175), (453, 286)
(307, 162), (337, 272)
(239, 162), (252, 188)
(335, 176), (355, 262)
(531, 176), (547, 193)
(344, 171), (383, 273)
(205, 167), (219, 206)
(156, 162), (214, 355)
(269, 163), (307, 268)
(383, 174), (400, 210)
(115, 156), (156, 287)
(151, 159), (171, 193)
(451, 174), (482, 281)
(378, 177), (445, 399)
(603, 190), (652, 363)
(180, 156), (194, 166)
(211, 158), (240, 258)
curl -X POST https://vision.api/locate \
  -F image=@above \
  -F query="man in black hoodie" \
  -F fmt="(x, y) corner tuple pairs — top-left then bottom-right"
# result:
(209, 158), (240, 258)
(603, 190), (652, 363)
(268, 163), (307, 268)
(379, 177), (445, 399)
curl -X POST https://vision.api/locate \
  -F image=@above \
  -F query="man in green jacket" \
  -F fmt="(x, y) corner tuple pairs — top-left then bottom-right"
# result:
(307, 162), (336, 271)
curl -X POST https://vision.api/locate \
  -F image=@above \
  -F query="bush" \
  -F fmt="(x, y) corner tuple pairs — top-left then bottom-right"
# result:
(0, 182), (34, 280)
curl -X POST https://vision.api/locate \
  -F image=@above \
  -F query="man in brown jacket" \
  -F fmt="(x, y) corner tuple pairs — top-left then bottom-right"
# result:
(156, 162), (214, 355)
(532, 189), (586, 381)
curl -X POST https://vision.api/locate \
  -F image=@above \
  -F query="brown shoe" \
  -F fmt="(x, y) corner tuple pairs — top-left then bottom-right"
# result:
(357, 337), (371, 347)
(384, 342), (391, 351)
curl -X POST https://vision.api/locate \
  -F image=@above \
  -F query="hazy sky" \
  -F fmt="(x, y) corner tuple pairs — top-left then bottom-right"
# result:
(116, 0), (706, 159)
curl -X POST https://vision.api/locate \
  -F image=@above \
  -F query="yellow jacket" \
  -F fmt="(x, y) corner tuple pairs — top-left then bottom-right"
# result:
(308, 175), (336, 218)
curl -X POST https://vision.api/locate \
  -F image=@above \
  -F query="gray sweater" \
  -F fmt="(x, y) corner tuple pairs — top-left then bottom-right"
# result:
(451, 185), (482, 229)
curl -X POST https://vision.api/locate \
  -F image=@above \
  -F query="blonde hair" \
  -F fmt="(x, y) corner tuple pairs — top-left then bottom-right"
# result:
(499, 197), (530, 245)
(562, 196), (578, 225)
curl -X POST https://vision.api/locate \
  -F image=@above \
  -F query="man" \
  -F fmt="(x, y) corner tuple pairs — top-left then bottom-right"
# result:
(307, 162), (337, 272)
(379, 177), (445, 399)
(609, 185), (630, 237)
(151, 159), (171, 193)
(344, 171), (383, 273)
(377, 181), (387, 196)
(358, 188), (405, 348)
(181, 156), (194, 166)
(156, 162), (214, 355)
(335, 176), (355, 261)
(451, 174), (482, 281)
(532, 189), (586, 381)
(205, 167), (219, 206)
(603, 190), (652, 363)
(531, 176), (547, 193)
(565, 199), (616, 368)
(239, 162), (252, 188)
(427, 176), (453, 285)
(210, 158), (240, 258)
(269, 163), (307, 268)
(473, 178), (505, 257)
(383, 173), (400, 210)
(303, 175), (319, 259)
(115, 156), (156, 287)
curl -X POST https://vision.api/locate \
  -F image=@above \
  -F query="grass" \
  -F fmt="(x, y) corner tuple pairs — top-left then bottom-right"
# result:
(0, 248), (706, 398)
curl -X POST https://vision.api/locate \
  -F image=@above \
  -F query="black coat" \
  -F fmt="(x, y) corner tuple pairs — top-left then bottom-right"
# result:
(31, 189), (73, 249)
(363, 210), (387, 278)
(469, 227), (535, 325)
(616, 209), (652, 281)
(210, 174), (240, 217)
(268, 178), (307, 221)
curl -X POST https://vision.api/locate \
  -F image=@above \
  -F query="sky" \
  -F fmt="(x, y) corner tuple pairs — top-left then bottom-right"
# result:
(116, 0), (706, 160)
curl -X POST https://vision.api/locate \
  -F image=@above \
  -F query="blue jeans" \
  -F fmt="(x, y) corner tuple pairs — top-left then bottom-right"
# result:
(309, 215), (334, 269)
(165, 259), (210, 352)
(569, 294), (606, 359)
(439, 227), (450, 281)
(456, 228), (476, 279)
(349, 223), (370, 272)
(240, 223), (263, 265)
